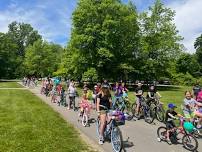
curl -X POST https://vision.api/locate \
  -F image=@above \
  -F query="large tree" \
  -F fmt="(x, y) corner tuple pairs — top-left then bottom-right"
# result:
(0, 33), (18, 78)
(139, 0), (183, 80)
(176, 53), (200, 77)
(194, 34), (202, 67)
(24, 40), (63, 77)
(7, 21), (42, 77)
(64, 0), (140, 81)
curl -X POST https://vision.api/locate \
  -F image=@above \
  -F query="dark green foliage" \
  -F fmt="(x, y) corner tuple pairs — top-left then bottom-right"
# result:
(176, 53), (200, 77)
(0, 33), (18, 78)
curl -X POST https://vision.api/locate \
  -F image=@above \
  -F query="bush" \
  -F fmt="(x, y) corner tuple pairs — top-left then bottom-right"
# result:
(82, 68), (98, 82)
(171, 72), (197, 86)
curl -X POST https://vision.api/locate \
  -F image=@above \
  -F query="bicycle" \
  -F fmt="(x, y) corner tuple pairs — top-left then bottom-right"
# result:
(192, 117), (202, 138)
(157, 117), (198, 151)
(148, 97), (165, 122)
(96, 105), (125, 152)
(58, 90), (67, 107)
(112, 95), (133, 120)
(78, 101), (92, 127)
(131, 96), (155, 124)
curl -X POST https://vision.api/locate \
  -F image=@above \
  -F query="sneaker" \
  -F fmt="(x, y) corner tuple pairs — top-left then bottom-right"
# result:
(99, 136), (104, 145)
(99, 139), (104, 145)
(166, 139), (172, 145)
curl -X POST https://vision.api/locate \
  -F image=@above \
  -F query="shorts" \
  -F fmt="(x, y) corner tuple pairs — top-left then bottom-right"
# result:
(136, 97), (142, 105)
(166, 121), (176, 129)
(183, 110), (195, 119)
(100, 110), (107, 115)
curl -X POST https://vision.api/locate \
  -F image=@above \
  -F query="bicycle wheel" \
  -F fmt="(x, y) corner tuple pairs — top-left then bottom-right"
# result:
(182, 134), (198, 151)
(131, 103), (142, 119)
(144, 105), (155, 124)
(193, 128), (202, 138)
(156, 106), (165, 122)
(130, 103), (136, 117)
(157, 126), (167, 142)
(82, 113), (88, 127)
(96, 118), (101, 137)
(111, 126), (123, 152)
(124, 103), (133, 120)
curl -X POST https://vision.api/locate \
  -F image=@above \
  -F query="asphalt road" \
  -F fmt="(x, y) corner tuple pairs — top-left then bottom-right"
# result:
(26, 85), (202, 152)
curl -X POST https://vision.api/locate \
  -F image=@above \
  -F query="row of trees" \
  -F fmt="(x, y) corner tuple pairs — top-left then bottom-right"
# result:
(0, 21), (63, 78)
(1, 0), (202, 85)
(57, 0), (183, 82)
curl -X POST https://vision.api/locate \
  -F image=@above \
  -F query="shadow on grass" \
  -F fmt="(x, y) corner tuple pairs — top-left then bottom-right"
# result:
(157, 86), (182, 91)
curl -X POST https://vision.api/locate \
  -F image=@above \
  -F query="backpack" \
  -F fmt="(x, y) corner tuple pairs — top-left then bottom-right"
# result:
(197, 91), (202, 103)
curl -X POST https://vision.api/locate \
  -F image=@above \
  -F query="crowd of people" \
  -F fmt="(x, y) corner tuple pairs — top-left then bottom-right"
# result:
(33, 78), (202, 148)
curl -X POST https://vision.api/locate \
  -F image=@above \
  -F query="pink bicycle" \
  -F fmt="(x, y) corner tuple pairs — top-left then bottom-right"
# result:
(78, 101), (92, 127)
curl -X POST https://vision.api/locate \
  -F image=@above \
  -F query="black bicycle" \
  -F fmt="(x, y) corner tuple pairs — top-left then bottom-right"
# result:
(131, 96), (155, 124)
(148, 97), (165, 122)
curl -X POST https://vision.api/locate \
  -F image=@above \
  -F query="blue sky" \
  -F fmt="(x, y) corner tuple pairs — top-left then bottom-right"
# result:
(0, 0), (201, 53)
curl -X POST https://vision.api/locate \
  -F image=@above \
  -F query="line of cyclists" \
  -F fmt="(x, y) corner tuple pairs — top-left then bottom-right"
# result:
(37, 78), (202, 151)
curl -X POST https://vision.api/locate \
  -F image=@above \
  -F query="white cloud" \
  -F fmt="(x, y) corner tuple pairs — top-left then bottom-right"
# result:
(0, 0), (76, 46)
(168, 0), (202, 53)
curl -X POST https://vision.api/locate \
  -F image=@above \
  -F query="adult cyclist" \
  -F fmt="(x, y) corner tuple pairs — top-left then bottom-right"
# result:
(97, 85), (112, 145)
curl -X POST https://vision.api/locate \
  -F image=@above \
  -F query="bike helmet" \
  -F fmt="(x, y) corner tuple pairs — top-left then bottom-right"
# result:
(183, 122), (194, 133)
(168, 103), (177, 109)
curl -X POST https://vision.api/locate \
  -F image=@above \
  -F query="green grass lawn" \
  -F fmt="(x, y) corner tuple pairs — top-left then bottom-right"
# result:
(0, 81), (22, 88)
(0, 85), (94, 152)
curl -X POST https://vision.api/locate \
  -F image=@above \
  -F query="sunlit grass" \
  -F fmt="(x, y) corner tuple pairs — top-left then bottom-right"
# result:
(0, 86), (94, 152)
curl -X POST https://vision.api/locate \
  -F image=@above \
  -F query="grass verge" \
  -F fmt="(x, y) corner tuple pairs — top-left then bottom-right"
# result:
(0, 81), (22, 88)
(0, 88), (94, 152)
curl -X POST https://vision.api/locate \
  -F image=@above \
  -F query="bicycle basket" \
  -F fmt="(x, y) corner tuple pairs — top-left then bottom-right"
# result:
(183, 122), (194, 133)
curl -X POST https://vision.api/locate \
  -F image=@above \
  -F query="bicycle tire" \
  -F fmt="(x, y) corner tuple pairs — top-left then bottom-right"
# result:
(111, 126), (123, 152)
(96, 118), (101, 137)
(157, 126), (167, 141)
(82, 113), (88, 127)
(156, 106), (165, 122)
(131, 103), (142, 119)
(144, 105), (155, 124)
(182, 134), (198, 151)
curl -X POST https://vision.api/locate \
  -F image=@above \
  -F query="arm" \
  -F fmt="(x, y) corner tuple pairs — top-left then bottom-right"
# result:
(196, 101), (202, 107)
(109, 98), (112, 108)
(97, 97), (100, 112)
(177, 113), (183, 117)
(148, 92), (152, 98)
(168, 113), (177, 119)
(156, 92), (162, 98)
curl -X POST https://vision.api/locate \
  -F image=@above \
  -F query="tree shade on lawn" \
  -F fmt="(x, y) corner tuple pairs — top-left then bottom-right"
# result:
(0, 88), (94, 152)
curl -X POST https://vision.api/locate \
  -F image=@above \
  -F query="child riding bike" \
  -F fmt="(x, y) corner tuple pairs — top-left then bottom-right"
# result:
(135, 83), (144, 117)
(79, 94), (91, 117)
(182, 91), (202, 127)
(165, 103), (182, 144)
(146, 85), (162, 103)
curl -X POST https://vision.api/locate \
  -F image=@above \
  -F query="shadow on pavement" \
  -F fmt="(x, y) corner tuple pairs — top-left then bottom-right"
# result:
(122, 137), (134, 151)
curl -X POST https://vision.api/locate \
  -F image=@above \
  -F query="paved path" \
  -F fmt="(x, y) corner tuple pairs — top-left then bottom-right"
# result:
(24, 85), (201, 152)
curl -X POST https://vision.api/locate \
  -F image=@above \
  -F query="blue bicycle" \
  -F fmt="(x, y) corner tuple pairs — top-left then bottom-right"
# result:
(96, 105), (126, 152)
